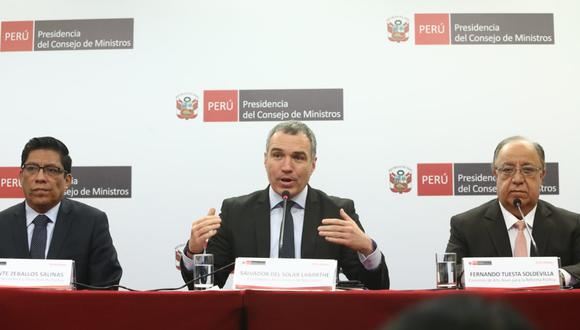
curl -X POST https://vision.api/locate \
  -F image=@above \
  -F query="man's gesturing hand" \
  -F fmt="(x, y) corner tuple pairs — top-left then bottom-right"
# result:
(187, 208), (221, 256)
(318, 208), (374, 256)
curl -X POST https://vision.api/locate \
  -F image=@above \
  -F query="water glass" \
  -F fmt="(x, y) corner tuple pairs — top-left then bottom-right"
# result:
(435, 252), (457, 289)
(193, 253), (214, 290)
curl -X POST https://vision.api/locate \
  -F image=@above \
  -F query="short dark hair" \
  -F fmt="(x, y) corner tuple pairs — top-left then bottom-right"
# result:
(492, 136), (545, 170)
(383, 295), (533, 330)
(21, 137), (72, 174)
(266, 121), (317, 157)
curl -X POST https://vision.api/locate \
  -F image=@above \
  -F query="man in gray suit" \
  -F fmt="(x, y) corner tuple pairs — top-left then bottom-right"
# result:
(181, 121), (389, 289)
(446, 136), (580, 287)
(0, 137), (122, 288)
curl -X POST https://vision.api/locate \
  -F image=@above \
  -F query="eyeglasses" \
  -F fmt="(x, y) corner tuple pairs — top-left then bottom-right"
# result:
(495, 165), (543, 178)
(21, 164), (67, 177)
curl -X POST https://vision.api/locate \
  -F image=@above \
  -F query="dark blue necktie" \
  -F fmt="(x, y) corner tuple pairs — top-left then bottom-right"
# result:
(30, 215), (50, 259)
(278, 200), (295, 258)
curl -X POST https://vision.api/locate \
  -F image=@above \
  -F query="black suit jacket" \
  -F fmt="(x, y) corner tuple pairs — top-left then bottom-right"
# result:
(0, 198), (122, 288)
(446, 199), (580, 284)
(182, 186), (389, 290)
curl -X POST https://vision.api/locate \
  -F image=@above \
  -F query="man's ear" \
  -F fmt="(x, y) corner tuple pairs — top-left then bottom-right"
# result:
(65, 174), (73, 190)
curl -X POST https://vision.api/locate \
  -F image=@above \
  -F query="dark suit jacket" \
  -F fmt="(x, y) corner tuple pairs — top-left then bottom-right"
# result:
(0, 198), (122, 289)
(446, 199), (580, 284)
(182, 186), (389, 290)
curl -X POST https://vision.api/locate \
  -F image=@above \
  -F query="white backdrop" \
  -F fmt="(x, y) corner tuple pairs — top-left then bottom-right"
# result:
(1, 0), (579, 290)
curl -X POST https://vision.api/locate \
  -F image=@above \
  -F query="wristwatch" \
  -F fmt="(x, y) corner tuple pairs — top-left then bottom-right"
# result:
(184, 244), (196, 258)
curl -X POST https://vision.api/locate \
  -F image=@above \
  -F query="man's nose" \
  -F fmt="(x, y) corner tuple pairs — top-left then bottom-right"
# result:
(281, 157), (293, 171)
(34, 168), (48, 181)
(511, 170), (525, 183)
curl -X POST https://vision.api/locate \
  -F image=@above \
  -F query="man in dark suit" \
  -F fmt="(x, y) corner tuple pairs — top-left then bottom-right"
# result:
(446, 136), (580, 287)
(181, 121), (389, 289)
(0, 137), (122, 289)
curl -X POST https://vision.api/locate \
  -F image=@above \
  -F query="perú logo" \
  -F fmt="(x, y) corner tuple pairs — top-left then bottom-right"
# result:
(387, 17), (410, 43)
(389, 166), (412, 194)
(176, 93), (199, 120)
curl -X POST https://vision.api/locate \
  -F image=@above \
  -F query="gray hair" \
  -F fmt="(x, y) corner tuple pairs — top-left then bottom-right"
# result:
(492, 136), (545, 169)
(266, 121), (317, 157)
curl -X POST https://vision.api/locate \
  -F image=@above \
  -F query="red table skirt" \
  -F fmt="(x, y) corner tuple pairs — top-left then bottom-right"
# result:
(244, 289), (580, 330)
(1, 288), (578, 330)
(0, 288), (243, 330)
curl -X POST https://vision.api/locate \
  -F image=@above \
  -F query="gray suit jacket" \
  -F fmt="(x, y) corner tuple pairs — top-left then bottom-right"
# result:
(446, 199), (580, 285)
(182, 186), (389, 290)
(0, 198), (122, 288)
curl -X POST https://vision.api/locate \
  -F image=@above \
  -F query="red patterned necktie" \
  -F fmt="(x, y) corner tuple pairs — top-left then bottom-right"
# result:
(514, 220), (528, 257)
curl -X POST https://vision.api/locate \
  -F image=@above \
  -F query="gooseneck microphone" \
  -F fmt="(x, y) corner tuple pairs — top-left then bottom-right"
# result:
(278, 190), (291, 255)
(513, 198), (539, 256)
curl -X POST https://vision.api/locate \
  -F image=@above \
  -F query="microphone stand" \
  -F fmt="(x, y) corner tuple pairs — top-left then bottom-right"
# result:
(278, 190), (290, 255)
(513, 199), (539, 256)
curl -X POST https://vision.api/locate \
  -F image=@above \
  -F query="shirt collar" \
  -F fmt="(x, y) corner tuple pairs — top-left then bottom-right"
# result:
(269, 185), (308, 209)
(25, 202), (61, 227)
(499, 200), (537, 230)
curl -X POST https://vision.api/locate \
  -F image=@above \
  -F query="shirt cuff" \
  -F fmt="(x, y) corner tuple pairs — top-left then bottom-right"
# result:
(181, 247), (195, 271)
(561, 269), (576, 287)
(357, 240), (382, 270)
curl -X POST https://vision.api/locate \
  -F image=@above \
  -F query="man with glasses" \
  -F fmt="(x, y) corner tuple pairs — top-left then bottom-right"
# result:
(446, 136), (580, 287)
(0, 137), (122, 289)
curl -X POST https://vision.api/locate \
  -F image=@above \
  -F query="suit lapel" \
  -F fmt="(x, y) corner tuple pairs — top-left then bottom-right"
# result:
(47, 199), (73, 259)
(531, 200), (553, 256)
(301, 187), (319, 259)
(484, 201), (512, 257)
(255, 188), (271, 258)
(11, 202), (30, 257)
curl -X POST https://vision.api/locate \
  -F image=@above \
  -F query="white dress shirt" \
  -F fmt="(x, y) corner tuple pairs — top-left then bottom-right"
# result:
(499, 201), (536, 257)
(25, 202), (61, 258)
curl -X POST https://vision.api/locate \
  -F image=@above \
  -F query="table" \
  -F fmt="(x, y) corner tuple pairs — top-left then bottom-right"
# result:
(0, 288), (243, 330)
(2, 288), (578, 330)
(244, 289), (580, 330)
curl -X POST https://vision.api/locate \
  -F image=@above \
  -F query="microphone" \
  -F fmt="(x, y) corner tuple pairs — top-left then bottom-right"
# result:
(278, 190), (291, 255)
(513, 198), (539, 256)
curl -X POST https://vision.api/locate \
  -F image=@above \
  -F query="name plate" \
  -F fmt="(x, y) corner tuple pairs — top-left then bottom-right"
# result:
(233, 257), (337, 291)
(0, 258), (75, 290)
(463, 257), (560, 290)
